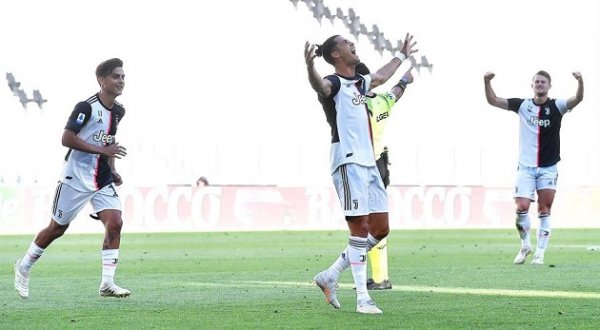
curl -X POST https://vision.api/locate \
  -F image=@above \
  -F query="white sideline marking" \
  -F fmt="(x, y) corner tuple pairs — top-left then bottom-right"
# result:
(189, 281), (600, 299)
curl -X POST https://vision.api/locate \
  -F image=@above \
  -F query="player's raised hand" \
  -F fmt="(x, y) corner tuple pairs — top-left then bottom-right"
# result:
(399, 33), (418, 58)
(572, 71), (582, 81)
(484, 72), (495, 82)
(305, 42), (317, 66)
(104, 142), (127, 159)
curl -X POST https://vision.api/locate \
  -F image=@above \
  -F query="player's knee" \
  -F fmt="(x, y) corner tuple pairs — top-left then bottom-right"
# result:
(105, 217), (123, 233)
(48, 220), (69, 238)
(371, 226), (389, 240)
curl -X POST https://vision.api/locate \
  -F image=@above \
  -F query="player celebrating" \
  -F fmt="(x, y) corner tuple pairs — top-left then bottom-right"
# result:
(484, 70), (584, 265)
(305, 33), (417, 314)
(14, 58), (131, 298)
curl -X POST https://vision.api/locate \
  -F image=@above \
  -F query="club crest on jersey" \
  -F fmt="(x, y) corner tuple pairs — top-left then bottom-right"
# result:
(93, 130), (115, 144)
(76, 113), (86, 124)
(352, 92), (366, 106)
(544, 107), (550, 115)
(528, 116), (551, 127)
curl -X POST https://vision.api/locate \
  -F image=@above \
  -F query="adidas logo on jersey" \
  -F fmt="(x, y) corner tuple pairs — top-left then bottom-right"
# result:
(93, 130), (115, 144)
(528, 116), (551, 127)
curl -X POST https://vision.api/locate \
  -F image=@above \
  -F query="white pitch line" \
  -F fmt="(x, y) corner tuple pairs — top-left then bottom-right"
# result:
(188, 280), (600, 299)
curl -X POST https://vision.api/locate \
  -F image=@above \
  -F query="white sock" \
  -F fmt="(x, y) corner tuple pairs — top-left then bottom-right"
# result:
(348, 236), (370, 303)
(515, 211), (531, 248)
(327, 246), (349, 279)
(537, 214), (551, 250)
(101, 249), (119, 286)
(19, 242), (45, 273)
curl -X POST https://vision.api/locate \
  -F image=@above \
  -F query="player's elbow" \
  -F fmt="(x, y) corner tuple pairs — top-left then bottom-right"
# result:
(61, 131), (76, 148)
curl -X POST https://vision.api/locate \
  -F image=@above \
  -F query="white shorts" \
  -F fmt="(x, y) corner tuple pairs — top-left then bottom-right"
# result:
(514, 163), (558, 201)
(51, 181), (122, 225)
(331, 163), (388, 217)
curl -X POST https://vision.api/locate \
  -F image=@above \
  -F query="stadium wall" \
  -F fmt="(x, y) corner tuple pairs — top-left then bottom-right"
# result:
(0, 185), (598, 235)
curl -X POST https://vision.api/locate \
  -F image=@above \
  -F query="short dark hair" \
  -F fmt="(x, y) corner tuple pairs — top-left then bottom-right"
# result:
(315, 35), (339, 65)
(96, 58), (123, 78)
(533, 70), (551, 83)
(355, 62), (370, 75)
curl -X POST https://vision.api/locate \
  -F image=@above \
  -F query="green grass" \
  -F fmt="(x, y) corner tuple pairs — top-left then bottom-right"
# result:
(2, 229), (600, 329)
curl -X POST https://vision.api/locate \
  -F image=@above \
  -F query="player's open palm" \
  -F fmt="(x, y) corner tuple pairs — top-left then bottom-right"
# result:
(305, 42), (317, 66)
(400, 33), (418, 58)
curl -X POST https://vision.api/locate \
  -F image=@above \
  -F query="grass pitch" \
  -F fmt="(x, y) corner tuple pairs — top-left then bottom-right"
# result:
(2, 229), (600, 329)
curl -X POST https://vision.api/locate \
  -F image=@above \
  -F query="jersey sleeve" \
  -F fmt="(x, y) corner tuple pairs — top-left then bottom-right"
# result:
(507, 98), (524, 113)
(114, 104), (126, 122)
(363, 74), (372, 92)
(64, 102), (92, 133)
(555, 99), (569, 115)
(323, 75), (341, 98)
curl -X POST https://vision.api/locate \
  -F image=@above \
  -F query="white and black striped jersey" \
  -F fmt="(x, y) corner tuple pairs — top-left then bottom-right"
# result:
(61, 94), (125, 191)
(318, 73), (374, 174)
(508, 98), (568, 167)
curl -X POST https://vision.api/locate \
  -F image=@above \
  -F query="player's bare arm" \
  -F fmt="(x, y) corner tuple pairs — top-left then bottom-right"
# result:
(305, 41), (333, 98)
(484, 72), (509, 109)
(370, 33), (418, 89)
(62, 130), (127, 158)
(566, 72), (584, 110)
(390, 67), (414, 99)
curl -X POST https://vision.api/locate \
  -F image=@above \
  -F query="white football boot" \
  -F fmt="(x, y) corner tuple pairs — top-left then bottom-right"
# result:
(99, 283), (132, 298)
(14, 259), (30, 299)
(513, 246), (532, 265)
(314, 271), (341, 309)
(357, 300), (383, 314)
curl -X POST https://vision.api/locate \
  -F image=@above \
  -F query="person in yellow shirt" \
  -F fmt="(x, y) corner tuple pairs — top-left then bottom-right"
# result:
(355, 62), (414, 290)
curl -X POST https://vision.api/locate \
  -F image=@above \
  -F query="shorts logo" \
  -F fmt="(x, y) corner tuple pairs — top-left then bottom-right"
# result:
(76, 113), (86, 124)
(353, 200), (358, 210)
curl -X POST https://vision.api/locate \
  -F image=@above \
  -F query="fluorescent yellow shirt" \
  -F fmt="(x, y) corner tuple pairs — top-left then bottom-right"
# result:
(366, 92), (396, 159)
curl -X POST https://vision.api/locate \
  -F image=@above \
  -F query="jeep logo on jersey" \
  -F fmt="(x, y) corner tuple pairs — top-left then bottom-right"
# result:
(352, 92), (366, 106)
(93, 130), (115, 144)
(528, 116), (551, 127)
